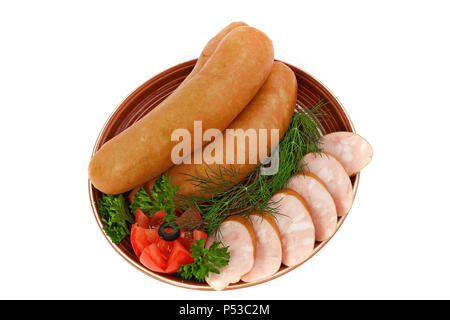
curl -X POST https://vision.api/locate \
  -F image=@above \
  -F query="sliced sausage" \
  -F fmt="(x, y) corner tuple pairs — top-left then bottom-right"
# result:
(271, 189), (315, 267)
(241, 212), (282, 283)
(321, 131), (373, 176)
(302, 152), (353, 216)
(205, 216), (256, 291)
(89, 26), (274, 194)
(285, 173), (337, 241)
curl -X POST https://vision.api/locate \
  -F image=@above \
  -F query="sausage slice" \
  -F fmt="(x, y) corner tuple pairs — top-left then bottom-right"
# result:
(271, 190), (315, 267)
(205, 216), (256, 290)
(241, 213), (282, 283)
(321, 131), (373, 176)
(302, 152), (353, 216)
(285, 173), (337, 241)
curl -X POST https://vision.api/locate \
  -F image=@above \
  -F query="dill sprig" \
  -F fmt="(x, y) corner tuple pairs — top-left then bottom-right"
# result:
(176, 101), (327, 235)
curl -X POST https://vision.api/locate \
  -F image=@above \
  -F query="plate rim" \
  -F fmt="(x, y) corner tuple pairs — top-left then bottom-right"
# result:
(88, 59), (359, 291)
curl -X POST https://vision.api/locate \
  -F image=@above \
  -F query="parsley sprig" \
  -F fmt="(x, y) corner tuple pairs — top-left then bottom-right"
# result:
(98, 194), (133, 244)
(130, 175), (178, 221)
(177, 238), (230, 282)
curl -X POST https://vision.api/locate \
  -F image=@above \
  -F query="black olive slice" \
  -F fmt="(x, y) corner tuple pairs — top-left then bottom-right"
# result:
(158, 222), (180, 241)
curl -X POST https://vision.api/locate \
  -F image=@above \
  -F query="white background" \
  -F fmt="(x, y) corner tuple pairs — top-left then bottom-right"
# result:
(1, 0), (449, 300)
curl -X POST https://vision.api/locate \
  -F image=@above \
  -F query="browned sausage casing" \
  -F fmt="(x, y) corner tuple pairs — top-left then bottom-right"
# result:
(153, 61), (297, 198)
(89, 26), (274, 194)
(181, 21), (248, 86)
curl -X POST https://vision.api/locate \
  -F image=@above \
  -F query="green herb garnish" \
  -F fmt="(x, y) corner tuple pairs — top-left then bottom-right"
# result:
(98, 194), (133, 244)
(267, 102), (324, 191)
(130, 175), (178, 222)
(177, 238), (230, 282)
(177, 102), (326, 235)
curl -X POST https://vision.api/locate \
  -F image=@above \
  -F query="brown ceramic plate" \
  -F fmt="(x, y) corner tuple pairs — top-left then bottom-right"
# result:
(89, 59), (358, 290)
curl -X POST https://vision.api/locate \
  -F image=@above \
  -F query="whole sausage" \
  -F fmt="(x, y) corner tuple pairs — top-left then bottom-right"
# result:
(241, 212), (282, 283)
(89, 26), (274, 194)
(148, 61), (297, 198)
(320, 131), (373, 176)
(285, 173), (337, 241)
(126, 22), (247, 203)
(271, 189), (315, 267)
(302, 152), (353, 216)
(205, 216), (256, 291)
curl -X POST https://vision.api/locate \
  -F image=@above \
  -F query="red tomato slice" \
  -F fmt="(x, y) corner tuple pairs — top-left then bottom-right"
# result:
(165, 240), (194, 274)
(135, 208), (151, 228)
(130, 224), (159, 258)
(149, 210), (166, 227)
(132, 208), (205, 274)
(177, 208), (206, 250)
(156, 238), (174, 259)
(139, 243), (167, 273)
(178, 229), (191, 250)
(140, 240), (192, 274)
(193, 230), (207, 243)
(178, 229), (207, 249)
